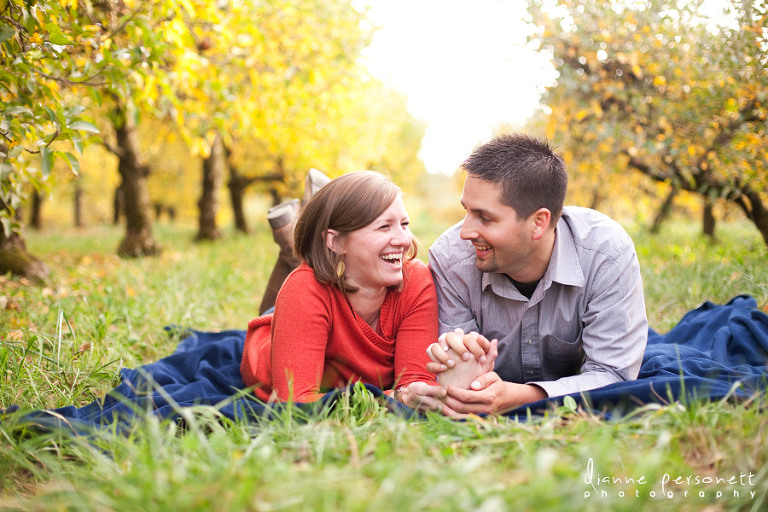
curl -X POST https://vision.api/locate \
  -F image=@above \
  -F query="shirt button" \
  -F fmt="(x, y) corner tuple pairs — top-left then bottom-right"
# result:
(526, 339), (532, 344)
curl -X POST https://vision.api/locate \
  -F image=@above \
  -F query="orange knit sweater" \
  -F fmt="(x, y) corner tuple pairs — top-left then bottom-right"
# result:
(240, 260), (439, 402)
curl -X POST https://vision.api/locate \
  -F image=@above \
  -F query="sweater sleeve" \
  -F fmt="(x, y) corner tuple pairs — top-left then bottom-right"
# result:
(270, 268), (332, 402)
(392, 261), (440, 389)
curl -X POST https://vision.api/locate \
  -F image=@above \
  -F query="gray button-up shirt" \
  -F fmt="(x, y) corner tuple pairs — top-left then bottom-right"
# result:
(428, 206), (648, 398)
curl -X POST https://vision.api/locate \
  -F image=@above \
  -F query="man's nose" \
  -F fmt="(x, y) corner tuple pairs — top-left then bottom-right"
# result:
(459, 216), (476, 240)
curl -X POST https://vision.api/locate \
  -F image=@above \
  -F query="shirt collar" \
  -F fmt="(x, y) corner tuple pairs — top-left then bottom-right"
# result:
(481, 216), (585, 296)
(547, 217), (585, 288)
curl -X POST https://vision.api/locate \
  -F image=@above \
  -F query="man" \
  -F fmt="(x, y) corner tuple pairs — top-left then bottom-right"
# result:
(406, 133), (647, 415)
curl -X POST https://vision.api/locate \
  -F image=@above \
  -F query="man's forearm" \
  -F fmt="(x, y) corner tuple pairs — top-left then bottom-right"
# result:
(500, 382), (547, 410)
(530, 368), (623, 399)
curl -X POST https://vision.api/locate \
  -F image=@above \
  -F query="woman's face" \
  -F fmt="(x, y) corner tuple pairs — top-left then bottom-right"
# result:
(339, 195), (412, 292)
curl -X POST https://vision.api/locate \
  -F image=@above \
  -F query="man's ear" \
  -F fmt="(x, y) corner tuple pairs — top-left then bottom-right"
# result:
(531, 208), (552, 240)
(325, 229), (344, 254)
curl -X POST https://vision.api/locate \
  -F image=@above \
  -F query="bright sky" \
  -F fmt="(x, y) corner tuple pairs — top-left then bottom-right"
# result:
(361, 0), (733, 175)
(361, 0), (556, 175)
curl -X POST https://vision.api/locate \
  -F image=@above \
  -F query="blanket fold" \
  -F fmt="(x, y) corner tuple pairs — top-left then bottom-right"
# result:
(8, 295), (768, 431)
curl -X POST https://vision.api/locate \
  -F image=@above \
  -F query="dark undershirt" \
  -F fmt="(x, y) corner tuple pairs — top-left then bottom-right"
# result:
(508, 275), (540, 299)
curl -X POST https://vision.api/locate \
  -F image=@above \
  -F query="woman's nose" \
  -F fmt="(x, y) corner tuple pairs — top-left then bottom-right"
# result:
(393, 225), (411, 246)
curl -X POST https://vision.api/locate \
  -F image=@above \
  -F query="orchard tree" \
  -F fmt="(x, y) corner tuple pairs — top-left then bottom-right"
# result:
(81, 0), (227, 256)
(0, 0), (201, 271)
(0, 0), (104, 278)
(529, 0), (768, 245)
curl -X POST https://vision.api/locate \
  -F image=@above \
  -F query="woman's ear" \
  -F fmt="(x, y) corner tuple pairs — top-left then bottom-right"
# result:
(325, 229), (345, 254)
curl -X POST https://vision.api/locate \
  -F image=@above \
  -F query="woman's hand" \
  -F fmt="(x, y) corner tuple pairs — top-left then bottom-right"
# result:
(426, 329), (495, 374)
(435, 338), (498, 390)
(396, 381), (453, 413)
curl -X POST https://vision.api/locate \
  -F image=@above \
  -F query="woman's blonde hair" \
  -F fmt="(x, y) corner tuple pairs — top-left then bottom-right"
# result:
(294, 170), (418, 292)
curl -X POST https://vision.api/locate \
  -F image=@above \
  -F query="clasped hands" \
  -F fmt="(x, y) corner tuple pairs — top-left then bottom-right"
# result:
(398, 328), (546, 416)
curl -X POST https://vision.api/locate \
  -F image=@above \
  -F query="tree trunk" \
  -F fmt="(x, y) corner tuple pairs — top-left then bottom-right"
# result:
(588, 186), (602, 211)
(224, 145), (289, 233)
(195, 132), (224, 241)
(73, 177), (84, 228)
(650, 186), (678, 234)
(739, 189), (768, 249)
(228, 165), (250, 234)
(113, 104), (161, 257)
(268, 187), (281, 207)
(0, 200), (50, 281)
(224, 142), (253, 234)
(29, 190), (43, 230)
(702, 197), (716, 240)
(113, 181), (124, 225)
(625, 153), (768, 248)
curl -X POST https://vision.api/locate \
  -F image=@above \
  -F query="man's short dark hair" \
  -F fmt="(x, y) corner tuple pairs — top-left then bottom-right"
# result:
(462, 133), (568, 222)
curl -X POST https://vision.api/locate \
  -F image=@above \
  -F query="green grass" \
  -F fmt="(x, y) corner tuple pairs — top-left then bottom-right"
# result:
(1, 218), (767, 511)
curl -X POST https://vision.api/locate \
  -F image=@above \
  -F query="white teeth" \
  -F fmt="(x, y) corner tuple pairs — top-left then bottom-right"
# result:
(381, 254), (402, 263)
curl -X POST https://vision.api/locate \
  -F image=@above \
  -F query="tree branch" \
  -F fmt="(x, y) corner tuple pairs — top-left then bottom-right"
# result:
(100, 139), (123, 158)
(33, 70), (106, 88)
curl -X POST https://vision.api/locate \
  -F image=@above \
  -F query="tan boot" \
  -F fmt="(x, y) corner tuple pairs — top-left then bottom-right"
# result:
(302, 168), (331, 204)
(267, 198), (301, 269)
(259, 199), (300, 314)
(259, 169), (332, 314)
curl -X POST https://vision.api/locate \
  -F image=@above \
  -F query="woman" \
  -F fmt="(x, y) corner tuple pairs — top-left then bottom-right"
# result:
(240, 171), (439, 405)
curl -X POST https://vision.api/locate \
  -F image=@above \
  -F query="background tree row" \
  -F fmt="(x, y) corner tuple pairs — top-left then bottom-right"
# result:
(528, 0), (767, 246)
(1, 0), (426, 279)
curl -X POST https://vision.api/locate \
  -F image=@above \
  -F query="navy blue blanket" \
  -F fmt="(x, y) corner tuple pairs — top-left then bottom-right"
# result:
(10, 295), (768, 432)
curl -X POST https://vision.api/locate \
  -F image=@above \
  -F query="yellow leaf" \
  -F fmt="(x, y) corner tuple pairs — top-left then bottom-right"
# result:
(591, 100), (603, 118)
(142, 74), (157, 101)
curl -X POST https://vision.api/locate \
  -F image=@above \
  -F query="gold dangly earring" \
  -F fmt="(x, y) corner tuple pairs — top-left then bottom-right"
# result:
(336, 260), (345, 278)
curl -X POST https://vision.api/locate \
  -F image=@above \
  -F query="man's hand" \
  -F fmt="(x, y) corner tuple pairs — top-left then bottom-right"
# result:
(426, 329), (494, 373)
(440, 373), (547, 416)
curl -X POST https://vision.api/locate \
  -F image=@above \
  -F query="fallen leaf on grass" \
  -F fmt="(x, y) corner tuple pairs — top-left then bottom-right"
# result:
(2, 297), (20, 311)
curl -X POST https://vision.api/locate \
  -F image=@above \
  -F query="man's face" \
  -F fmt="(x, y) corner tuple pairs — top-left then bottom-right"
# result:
(459, 175), (535, 278)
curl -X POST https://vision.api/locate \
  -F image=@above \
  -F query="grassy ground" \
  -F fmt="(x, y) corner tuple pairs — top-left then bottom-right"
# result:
(1, 217), (767, 511)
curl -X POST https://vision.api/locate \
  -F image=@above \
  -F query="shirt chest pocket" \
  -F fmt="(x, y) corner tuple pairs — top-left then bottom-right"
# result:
(541, 332), (585, 378)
